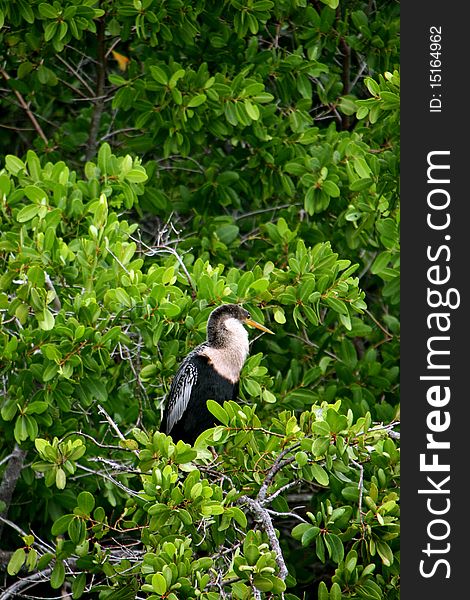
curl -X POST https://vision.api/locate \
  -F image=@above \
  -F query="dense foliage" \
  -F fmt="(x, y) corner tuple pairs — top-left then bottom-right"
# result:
(0, 1), (400, 599)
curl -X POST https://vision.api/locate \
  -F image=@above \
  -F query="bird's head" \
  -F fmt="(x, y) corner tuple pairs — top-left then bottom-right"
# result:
(206, 304), (274, 348)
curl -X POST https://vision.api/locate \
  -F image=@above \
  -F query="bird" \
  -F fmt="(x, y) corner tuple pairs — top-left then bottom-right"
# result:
(161, 304), (274, 444)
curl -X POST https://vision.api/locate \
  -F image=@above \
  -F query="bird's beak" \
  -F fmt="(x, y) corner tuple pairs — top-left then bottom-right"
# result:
(245, 318), (274, 334)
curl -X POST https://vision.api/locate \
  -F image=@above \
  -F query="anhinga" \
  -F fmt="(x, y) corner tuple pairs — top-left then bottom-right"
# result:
(161, 304), (274, 444)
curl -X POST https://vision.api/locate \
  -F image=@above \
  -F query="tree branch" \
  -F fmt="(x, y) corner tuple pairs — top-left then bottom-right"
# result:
(239, 495), (289, 581)
(85, 16), (107, 161)
(0, 444), (27, 540)
(1, 567), (53, 600)
(0, 67), (49, 145)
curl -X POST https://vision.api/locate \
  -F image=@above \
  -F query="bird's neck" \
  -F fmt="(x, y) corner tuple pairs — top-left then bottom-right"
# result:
(203, 320), (249, 383)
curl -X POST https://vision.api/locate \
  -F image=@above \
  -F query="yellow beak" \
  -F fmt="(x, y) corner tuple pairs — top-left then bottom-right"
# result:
(245, 318), (274, 334)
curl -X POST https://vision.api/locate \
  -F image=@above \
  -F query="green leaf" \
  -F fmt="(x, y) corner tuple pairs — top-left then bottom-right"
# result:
(187, 94), (207, 107)
(228, 506), (247, 528)
(56, 468), (66, 489)
(312, 437), (330, 457)
(68, 517), (85, 544)
(72, 573), (86, 599)
(310, 463), (329, 486)
(324, 297), (348, 315)
(321, 0), (339, 9)
(41, 344), (61, 362)
(152, 573), (167, 595)
(376, 540), (394, 566)
(39, 3), (59, 18)
(125, 168), (148, 183)
(77, 491), (95, 515)
(253, 576), (273, 592)
(17, 205), (40, 223)
(322, 180), (340, 197)
(1, 399), (18, 421)
(371, 251), (392, 275)
(244, 543), (260, 565)
(24, 185), (47, 203)
(301, 525), (321, 546)
(7, 548), (26, 576)
(38, 308), (55, 331)
(244, 99), (260, 120)
(5, 155), (25, 175)
(44, 21), (58, 42)
(25, 401), (48, 415)
(318, 580), (329, 600)
(207, 399), (229, 425)
(216, 224), (239, 245)
(51, 560), (65, 589)
(330, 582), (342, 600)
(149, 66), (168, 85)
(14, 415), (29, 443)
(324, 532), (344, 563)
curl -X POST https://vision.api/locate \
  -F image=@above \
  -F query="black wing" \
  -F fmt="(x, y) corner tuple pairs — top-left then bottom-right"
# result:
(162, 353), (199, 435)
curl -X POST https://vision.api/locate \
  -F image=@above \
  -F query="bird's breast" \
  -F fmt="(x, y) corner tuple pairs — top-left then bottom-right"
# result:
(200, 344), (248, 384)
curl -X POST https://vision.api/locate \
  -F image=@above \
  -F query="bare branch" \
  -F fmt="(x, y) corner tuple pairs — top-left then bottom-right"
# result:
(239, 495), (289, 581)
(0, 67), (49, 145)
(1, 567), (54, 600)
(258, 444), (299, 504)
(45, 272), (62, 311)
(85, 17), (107, 161)
(96, 404), (127, 442)
(0, 444), (27, 539)
(0, 514), (29, 538)
(129, 232), (196, 293)
(350, 458), (365, 523)
(76, 463), (143, 499)
(55, 54), (96, 97)
(266, 508), (308, 523)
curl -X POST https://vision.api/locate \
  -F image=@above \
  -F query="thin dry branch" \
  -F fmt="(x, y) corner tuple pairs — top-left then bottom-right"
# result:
(258, 444), (299, 504)
(1, 567), (54, 600)
(96, 404), (140, 457)
(130, 233), (196, 293)
(85, 17), (107, 161)
(0, 67), (49, 145)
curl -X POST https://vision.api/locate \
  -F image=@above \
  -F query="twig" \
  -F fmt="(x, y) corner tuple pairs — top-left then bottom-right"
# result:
(234, 204), (298, 221)
(286, 332), (340, 361)
(100, 127), (139, 141)
(106, 244), (130, 274)
(60, 430), (124, 451)
(76, 463), (143, 499)
(129, 233), (196, 293)
(88, 456), (140, 475)
(97, 404), (127, 442)
(55, 54), (95, 96)
(118, 341), (148, 427)
(350, 458), (364, 523)
(1, 567), (53, 600)
(258, 444), (299, 504)
(85, 17), (107, 160)
(0, 67), (49, 145)
(0, 514), (29, 538)
(44, 272), (62, 311)
(266, 508), (308, 523)
(263, 480), (300, 505)
(365, 308), (393, 339)
(0, 452), (14, 468)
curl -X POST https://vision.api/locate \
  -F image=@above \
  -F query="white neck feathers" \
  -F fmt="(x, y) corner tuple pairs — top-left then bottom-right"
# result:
(202, 318), (249, 383)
